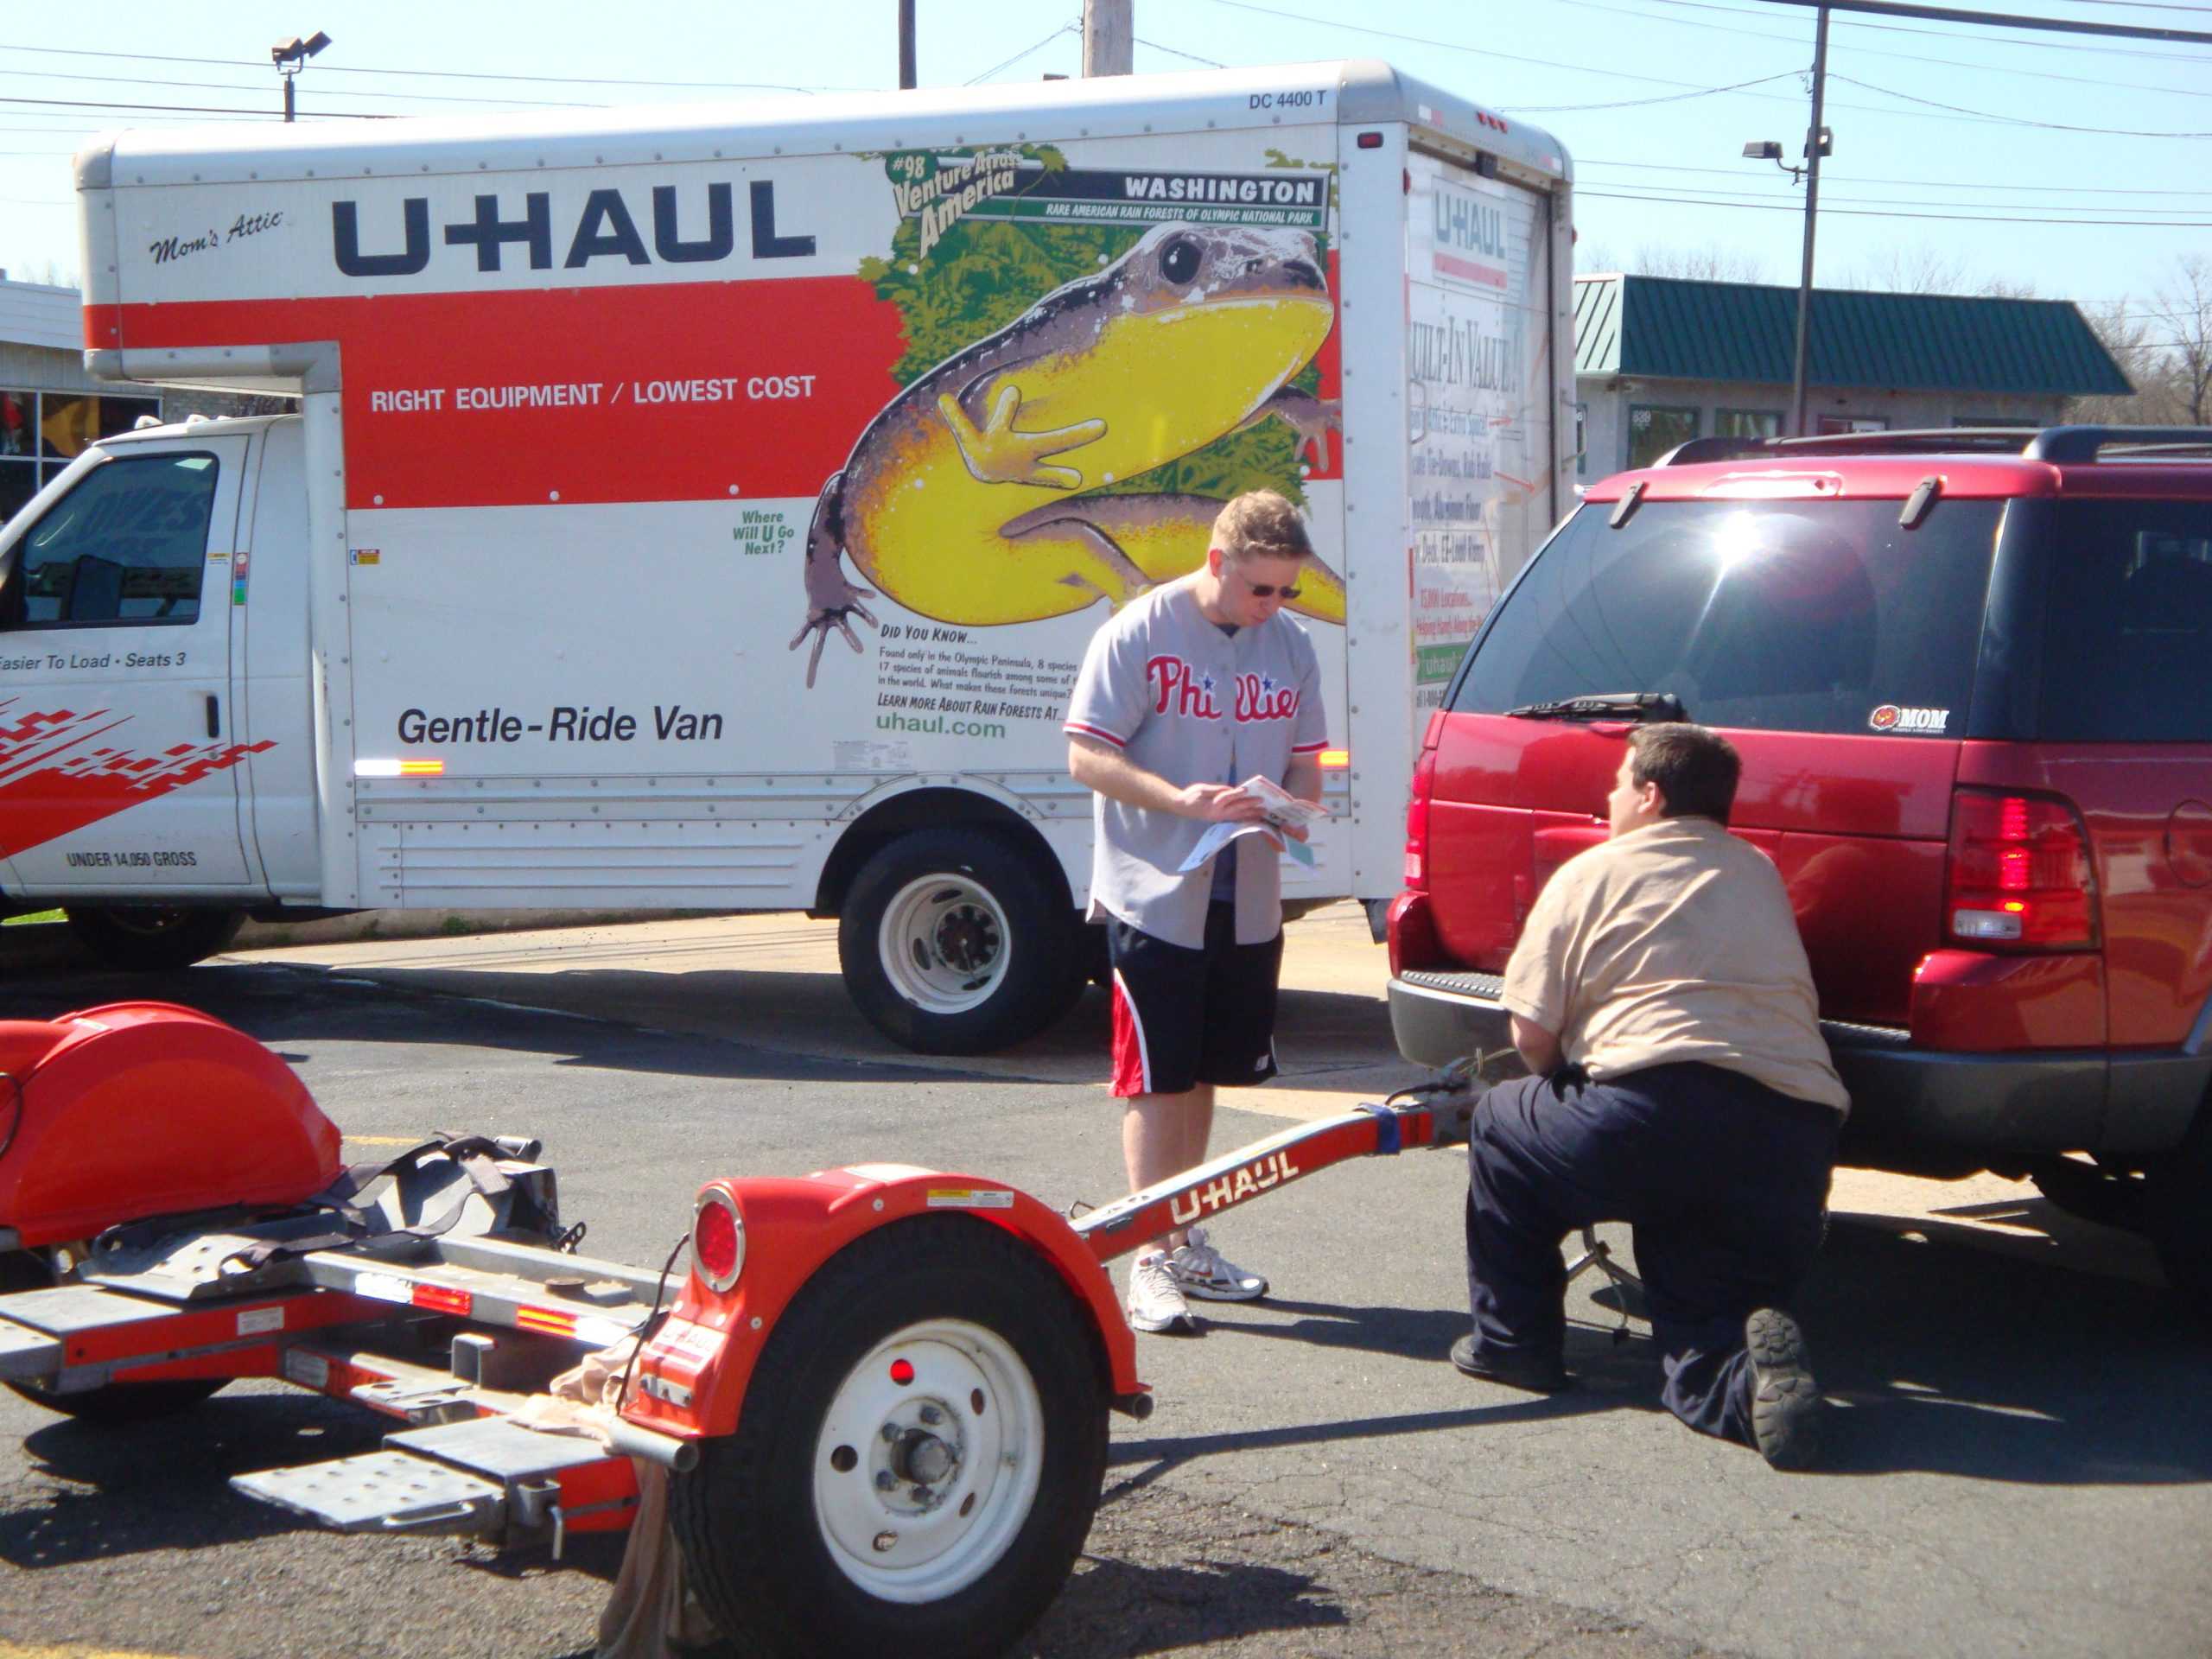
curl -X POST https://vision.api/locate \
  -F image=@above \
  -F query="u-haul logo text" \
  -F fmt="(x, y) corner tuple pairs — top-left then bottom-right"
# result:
(331, 181), (816, 279)
(1168, 1149), (1302, 1226)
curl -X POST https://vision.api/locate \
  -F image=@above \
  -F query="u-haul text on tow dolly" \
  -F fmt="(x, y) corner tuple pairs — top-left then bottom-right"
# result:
(0, 59), (1573, 1059)
(0, 1001), (1486, 1657)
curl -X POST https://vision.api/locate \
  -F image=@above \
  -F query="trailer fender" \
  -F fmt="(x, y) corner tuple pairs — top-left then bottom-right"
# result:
(624, 1164), (1141, 1444)
(0, 1002), (340, 1247)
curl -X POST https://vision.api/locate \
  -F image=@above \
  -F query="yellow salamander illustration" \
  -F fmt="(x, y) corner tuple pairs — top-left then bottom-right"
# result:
(792, 222), (1342, 685)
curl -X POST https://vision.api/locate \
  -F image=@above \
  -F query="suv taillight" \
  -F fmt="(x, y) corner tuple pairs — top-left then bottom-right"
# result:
(1404, 742), (1439, 891)
(1944, 789), (2097, 950)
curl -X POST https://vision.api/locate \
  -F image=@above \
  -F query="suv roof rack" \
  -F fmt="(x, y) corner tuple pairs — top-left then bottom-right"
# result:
(1657, 425), (2212, 467)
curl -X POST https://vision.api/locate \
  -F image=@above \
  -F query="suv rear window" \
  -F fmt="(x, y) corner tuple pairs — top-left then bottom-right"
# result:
(2034, 499), (2212, 742)
(1452, 498), (2000, 737)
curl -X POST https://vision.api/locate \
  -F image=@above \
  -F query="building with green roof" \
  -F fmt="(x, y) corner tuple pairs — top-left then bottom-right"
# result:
(1573, 273), (2133, 478)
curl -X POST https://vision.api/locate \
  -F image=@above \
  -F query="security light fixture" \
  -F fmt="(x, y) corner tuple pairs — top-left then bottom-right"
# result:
(271, 32), (331, 67)
(271, 30), (332, 122)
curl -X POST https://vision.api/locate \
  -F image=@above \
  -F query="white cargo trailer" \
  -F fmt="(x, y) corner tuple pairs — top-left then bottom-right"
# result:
(0, 60), (1573, 1052)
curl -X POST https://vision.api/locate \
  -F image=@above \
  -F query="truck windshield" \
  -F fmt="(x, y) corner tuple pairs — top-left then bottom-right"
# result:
(1451, 498), (2000, 736)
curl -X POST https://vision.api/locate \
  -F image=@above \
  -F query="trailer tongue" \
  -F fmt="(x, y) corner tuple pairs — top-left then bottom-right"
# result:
(0, 1004), (1478, 1657)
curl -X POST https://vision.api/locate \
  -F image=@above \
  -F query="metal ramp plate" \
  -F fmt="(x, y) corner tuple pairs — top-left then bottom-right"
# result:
(0, 1285), (177, 1335)
(233, 1451), (505, 1535)
(0, 1317), (61, 1380)
(387, 1416), (616, 1482)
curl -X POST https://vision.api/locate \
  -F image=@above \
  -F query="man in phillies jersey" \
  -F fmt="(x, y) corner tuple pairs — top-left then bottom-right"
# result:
(1065, 491), (1328, 1334)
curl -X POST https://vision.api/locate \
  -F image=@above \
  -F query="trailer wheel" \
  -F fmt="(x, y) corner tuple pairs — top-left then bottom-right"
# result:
(0, 1250), (226, 1421)
(840, 829), (1084, 1053)
(65, 905), (245, 972)
(672, 1217), (1107, 1659)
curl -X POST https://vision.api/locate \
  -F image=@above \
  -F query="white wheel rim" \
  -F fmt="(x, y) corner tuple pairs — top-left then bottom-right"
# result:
(812, 1318), (1046, 1604)
(876, 873), (1013, 1016)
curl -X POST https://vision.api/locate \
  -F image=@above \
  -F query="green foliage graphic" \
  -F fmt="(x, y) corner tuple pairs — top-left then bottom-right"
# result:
(858, 148), (1332, 508)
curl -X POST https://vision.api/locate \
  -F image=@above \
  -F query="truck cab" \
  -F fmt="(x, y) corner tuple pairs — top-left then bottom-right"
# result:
(0, 416), (314, 965)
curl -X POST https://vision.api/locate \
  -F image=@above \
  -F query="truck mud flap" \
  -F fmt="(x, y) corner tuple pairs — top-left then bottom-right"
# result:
(233, 1416), (633, 1546)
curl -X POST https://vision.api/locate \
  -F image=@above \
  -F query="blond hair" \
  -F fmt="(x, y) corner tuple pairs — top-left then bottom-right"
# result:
(1211, 490), (1313, 564)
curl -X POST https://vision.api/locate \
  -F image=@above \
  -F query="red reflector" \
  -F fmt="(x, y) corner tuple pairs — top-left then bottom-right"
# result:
(1357, 130), (1384, 149)
(890, 1358), (916, 1385)
(1404, 745), (1439, 890)
(412, 1283), (472, 1316)
(694, 1198), (739, 1281)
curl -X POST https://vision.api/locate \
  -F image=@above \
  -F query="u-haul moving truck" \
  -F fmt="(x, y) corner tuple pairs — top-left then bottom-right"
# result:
(1, 60), (1573, 1053)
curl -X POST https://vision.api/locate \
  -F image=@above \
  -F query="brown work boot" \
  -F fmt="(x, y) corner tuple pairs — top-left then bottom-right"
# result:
(1745, 1307), (1822, 1470)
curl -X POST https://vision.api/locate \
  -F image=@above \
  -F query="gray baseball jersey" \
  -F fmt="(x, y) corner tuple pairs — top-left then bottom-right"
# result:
(1065, 578), (1328, 949)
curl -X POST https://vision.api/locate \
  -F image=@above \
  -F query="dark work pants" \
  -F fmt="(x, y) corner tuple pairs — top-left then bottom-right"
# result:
(1464, 1063), (1840, 1446)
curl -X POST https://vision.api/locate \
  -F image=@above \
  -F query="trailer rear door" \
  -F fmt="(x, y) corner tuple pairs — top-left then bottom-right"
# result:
(1404, 149), (1558, 717)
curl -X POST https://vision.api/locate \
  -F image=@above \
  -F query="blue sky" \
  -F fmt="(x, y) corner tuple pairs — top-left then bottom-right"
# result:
(3, 0), (2208, 316)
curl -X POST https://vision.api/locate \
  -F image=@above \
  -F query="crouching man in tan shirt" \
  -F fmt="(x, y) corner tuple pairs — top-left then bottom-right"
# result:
(1458, 722), (1848, 1471)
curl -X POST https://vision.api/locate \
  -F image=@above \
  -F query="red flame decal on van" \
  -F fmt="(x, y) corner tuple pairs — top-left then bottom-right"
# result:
(0, 702), (273, 859)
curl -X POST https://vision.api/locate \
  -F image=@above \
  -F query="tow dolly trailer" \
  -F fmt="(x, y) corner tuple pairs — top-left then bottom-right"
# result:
(0, 1005), (1477, 1658)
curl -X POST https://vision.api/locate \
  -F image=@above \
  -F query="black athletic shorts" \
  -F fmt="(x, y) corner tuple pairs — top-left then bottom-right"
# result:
(1106, 901), (1284, 1097)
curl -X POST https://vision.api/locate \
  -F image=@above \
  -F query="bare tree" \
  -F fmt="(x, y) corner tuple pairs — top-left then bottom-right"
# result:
(1846, 242), (1969, 295)
(2149, 255), (2212, 426)
(1624, 242), (1770, 283)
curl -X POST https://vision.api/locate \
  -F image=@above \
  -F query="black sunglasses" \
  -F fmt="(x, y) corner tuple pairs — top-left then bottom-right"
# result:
(1230, 566), (1302, 601)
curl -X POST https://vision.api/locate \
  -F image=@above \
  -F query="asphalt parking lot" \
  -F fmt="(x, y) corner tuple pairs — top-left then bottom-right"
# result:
(0, 910), (2203, 1659)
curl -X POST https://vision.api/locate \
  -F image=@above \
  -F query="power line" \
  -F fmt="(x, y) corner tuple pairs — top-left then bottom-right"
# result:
(1545, 0), (2212, 97)
(966, 20), (1078, 85)
(1648, 0), (2212, 60)
(1135, 35), (1230, 68)
(1829, 70), (2212, 136)
(1580, 156), (2212, 195)
(0, 94), (379, 119)
(0, 65), (600, 111)
(1749, 0), (2212, 44)
(1498, 73), (1806, 113)
(1578, 186), (2212, 226)
(0, 42), (861, 94)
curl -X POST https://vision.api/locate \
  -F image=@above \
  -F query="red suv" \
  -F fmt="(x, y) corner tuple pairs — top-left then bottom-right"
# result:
(1388, 427), (2212, 1311)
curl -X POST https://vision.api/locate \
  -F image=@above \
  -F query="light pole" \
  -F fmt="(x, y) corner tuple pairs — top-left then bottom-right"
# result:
(271, 31), (331, 123)
(1742, 4), (1831, 436)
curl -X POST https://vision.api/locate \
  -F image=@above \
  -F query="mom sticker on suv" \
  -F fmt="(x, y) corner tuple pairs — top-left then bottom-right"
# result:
(1869, 704), (1950, 734)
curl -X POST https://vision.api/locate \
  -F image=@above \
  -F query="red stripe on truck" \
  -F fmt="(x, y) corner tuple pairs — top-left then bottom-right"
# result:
(86, 276), (909, 512)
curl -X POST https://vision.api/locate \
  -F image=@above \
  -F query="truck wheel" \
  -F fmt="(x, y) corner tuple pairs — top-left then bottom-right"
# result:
(2145, 1103), (2212, 1323)
(2027, 1155), (2145, 1232)
(64, 905), (245, 971)
(672, 1217), (1107, 1659)
(840, 829), (1084, 1054)
(0, 1251), (226, 1421)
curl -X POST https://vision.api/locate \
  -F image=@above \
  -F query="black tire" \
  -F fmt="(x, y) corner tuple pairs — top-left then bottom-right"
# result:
(64, 905), (245, 971)
(839, 829), (1086, 1054)
(0, 1250), (226, 1421)
(2145, 1103), (2212, 1323)
(671, 1217), (1108, 1659)
(2027, 1155), (2145, 1232)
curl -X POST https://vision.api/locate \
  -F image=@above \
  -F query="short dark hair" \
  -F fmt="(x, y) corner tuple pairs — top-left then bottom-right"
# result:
(1627, 722), (1741, 823)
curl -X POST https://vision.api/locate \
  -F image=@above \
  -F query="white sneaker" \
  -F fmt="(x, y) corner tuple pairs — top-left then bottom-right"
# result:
(1169, 1227), (1268, 1302)
(1124, 1250), (1198, 1334)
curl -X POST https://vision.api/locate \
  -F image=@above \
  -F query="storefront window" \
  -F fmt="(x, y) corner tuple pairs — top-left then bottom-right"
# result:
(1717, 409), (1783, 442)
(1627, 404), (1700, 469)
(0, 388), (162, 527)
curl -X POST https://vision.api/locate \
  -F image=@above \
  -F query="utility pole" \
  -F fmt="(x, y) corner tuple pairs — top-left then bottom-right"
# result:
(1788, 6), (1829, 438)
(1084, 0), (1133, 77)
(898, 0), (917, 89)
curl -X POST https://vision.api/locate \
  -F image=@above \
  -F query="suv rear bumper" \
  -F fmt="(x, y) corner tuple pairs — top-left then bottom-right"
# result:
(1389, 970), (2211, 1164)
